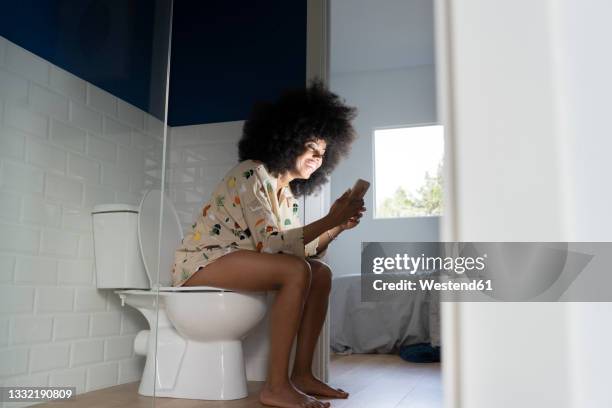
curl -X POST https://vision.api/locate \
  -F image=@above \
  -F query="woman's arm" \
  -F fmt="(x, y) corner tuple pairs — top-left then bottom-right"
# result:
(313, 225), (342, 254)
(302, 215), (337, 245)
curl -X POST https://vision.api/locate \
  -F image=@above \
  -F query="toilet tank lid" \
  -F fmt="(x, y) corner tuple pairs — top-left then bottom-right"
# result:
(92, 204), (139, 214)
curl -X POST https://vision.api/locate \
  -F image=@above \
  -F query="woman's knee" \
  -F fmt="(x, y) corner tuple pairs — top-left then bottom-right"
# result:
(279, 254), (312, 290)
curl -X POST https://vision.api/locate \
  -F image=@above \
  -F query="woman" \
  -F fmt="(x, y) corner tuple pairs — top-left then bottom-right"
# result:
(172, 80), (364, 408)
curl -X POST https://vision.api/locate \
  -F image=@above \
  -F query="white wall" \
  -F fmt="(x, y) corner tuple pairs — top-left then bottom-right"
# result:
(0, 36), (165, 402)
(327, 0), (439, 277)
(328, 65), (440, 276)
(437, 0), (612, 407)
(553, 1), (612, 406)
(440, 1), (570, 406)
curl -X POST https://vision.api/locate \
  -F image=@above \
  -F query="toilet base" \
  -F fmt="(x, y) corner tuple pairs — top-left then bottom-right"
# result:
(139, 339), (249, 400)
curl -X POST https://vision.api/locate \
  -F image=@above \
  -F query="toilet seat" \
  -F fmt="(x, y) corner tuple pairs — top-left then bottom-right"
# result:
(115, 286), (231, 295)
(158, 286), (230, 292)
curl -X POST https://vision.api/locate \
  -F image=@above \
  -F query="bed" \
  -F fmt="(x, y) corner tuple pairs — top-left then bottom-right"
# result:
(330, 273), (441, 354)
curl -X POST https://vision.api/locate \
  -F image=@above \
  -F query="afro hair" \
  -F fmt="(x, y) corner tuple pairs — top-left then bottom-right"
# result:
(238, 78), (357, 198)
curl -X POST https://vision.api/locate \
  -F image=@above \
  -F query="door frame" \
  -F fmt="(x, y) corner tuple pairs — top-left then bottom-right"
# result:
(305, 0), (331, 382)
(434, 0), (461, 406)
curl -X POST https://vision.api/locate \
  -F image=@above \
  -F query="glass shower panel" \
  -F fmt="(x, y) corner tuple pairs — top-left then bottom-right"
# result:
(0, 0), (173, 406)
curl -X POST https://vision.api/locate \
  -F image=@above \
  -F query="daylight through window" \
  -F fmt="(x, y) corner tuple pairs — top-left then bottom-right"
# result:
(374, 125), (444, 218)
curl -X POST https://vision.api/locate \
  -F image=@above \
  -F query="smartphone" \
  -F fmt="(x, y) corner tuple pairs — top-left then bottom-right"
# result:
(348, 179), (370, 199)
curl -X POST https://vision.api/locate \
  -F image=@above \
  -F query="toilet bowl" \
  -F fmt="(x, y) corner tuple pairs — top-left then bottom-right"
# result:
(92, 189), (267, 400)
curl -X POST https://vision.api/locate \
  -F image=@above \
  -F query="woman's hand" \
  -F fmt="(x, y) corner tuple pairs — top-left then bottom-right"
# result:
(326, 189), (365, 228)
(339, 208), (365, 231)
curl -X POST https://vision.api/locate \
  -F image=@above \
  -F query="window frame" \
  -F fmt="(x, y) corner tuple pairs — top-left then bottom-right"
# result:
(371, 122), (444, 220)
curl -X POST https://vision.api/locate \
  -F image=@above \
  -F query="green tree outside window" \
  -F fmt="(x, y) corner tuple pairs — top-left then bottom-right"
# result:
(378, 161), (443, 217)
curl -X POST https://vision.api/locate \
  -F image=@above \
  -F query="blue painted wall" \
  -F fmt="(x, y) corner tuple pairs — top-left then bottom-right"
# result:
(168, 1), (307, 126)
(0, 0), (307, 126)
(0, 0), (171, 120)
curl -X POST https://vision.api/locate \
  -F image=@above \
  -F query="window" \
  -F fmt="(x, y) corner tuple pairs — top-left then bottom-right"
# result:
(373, 125), (444, 218)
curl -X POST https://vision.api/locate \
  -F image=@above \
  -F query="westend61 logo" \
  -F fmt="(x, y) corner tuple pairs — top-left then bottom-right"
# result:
(361, 242), (601, 302)
(372, 253), (487, 275)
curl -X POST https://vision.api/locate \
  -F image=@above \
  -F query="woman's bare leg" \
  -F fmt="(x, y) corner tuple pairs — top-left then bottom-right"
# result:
(182, 250), (329, 408)
(290, 260), (349, 399)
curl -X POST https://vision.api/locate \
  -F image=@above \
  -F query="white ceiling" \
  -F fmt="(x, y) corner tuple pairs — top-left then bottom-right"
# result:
(330, 0), (435, 74)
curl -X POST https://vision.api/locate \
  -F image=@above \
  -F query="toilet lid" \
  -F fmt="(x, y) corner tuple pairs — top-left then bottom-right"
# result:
(138, 189), (184, 287)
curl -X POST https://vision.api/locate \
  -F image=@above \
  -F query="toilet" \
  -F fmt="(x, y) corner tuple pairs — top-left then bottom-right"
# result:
(91, 189), (267, 400)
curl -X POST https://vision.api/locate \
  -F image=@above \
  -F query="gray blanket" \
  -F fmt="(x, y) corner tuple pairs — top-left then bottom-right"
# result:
(330, 274), (441, 354)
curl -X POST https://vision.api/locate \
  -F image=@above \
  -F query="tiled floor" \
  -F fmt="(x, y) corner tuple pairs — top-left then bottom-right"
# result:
(40, 354), (442, 407)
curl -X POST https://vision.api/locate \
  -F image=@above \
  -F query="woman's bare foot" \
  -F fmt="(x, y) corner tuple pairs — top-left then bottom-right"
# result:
(259, 382), (331, 408)
(291, 374), (349, 399)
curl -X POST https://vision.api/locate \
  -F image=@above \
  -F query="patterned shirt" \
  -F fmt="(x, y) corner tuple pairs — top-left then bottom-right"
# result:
(171, 159), (324, 286)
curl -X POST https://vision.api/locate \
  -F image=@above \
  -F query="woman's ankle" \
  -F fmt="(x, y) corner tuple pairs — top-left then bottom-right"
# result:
(264, 378), (293, 391)
(290, 368), (313, 379)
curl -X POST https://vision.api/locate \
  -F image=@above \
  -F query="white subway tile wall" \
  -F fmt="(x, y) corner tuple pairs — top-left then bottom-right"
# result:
(87, 86), (118, 118)
(5, 44), (49, 85)
(87, 135), (117, 163)
(167, 122), (243, 232)
(0, 126), (27, 161)
(0, 36), (167, 399)
(5, 104), (48, 140)
(49, 67), (87, 104)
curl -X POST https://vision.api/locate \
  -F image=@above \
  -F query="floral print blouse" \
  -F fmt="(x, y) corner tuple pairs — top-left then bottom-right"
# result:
(171, 159), (324, 286)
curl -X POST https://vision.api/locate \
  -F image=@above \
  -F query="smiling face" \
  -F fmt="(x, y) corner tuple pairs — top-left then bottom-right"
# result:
(293, 138), (327, 179)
